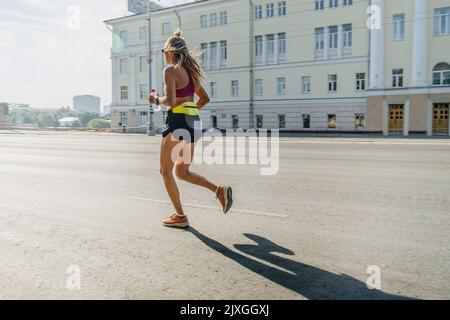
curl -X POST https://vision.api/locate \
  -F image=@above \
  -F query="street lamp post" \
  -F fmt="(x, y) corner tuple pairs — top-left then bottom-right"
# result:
(146, 1), (155, 136)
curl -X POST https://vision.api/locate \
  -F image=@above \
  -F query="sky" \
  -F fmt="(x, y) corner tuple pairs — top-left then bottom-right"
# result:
(0, 0), (190, 109)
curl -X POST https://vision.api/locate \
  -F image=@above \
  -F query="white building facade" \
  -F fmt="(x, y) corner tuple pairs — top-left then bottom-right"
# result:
(105, 0), (450, 135)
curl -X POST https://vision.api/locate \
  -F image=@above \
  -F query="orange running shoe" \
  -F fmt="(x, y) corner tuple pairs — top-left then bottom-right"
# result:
(216, 186), (233, 214)
(162, 213), (189, 228)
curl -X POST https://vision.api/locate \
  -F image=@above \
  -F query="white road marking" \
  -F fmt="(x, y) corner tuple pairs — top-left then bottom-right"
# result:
(126, 196), (289, 219)
(277, 139), (450, 145)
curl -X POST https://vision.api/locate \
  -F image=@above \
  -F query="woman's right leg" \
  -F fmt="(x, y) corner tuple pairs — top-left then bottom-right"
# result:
(160, 133), (184, 215)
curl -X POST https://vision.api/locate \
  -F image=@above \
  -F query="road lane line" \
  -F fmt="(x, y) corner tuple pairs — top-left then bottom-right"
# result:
(277, 140), (450, 145)
(126, 196), (289, 219)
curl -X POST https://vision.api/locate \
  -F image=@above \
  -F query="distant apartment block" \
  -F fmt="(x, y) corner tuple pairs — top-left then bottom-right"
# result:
(73, 95), (101, 114)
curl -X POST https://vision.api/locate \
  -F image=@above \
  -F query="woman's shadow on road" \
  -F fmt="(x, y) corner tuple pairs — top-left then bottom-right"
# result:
(184, 227), (413, 300)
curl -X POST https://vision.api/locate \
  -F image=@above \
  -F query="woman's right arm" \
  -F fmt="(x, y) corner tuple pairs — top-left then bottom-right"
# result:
(195, 85), (211, 109)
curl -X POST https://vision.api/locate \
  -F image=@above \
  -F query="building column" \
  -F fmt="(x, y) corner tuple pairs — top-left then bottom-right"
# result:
(274, 34), (279, 63)
(382, 100), (389, 136)
(111, 57), (118, 106)
(403, 100), (410, 136)
(216, 44), (220, 69)
(426, 98), (433, 136)
(369, 0), (385, 89)
(448, 105), (450, 137)
(411, 0), (429, 87)
(337, 25), (343, 58)
(324, 27), (329, 59)
(206, 43), (211, 70)
(129, 53), (137, 106)
(262, 36), (267, 64)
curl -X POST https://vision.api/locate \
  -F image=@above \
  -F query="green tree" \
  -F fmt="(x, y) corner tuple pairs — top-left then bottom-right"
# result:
(37, 114), (56, 128)
(79, 113), (98, 127)
(21, 114), (34, 124)
(87, 119), (111, 129)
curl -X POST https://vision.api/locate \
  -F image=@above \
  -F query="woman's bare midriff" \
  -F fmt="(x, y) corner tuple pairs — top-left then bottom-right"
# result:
(167, 96), (195, 111)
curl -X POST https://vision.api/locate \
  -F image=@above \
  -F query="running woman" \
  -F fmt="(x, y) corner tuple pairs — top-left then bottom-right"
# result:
(149, 29), (233, 228)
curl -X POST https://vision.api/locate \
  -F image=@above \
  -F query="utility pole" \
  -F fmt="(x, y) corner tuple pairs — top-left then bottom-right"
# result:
(174, 9), (182, 28)
(249, 0), (255, 129)
(146, 0), (154, 136)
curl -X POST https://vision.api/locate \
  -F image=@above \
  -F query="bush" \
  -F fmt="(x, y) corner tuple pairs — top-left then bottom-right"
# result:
(87, 119), (111, 129)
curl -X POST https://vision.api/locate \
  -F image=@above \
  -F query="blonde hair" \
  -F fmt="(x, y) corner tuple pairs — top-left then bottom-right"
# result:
(164, 29), (204, 86)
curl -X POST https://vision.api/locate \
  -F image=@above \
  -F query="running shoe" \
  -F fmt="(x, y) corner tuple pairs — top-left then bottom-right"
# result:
(216, 186), (233, 214)
(163, 213), (189, 228)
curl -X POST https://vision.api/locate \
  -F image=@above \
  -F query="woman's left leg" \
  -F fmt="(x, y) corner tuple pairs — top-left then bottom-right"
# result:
(175, 142), (234, 213)
(174, 142), (218, 193)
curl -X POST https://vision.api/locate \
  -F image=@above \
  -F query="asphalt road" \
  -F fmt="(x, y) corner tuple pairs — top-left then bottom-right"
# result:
(0, 130), (449, 300)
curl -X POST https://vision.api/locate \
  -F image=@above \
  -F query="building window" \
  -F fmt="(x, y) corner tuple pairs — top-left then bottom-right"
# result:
(119, 30), (128, 43)
(140, 111), (148, 127)
(255, 35), (264, 58)
(329, 0), (338, 8)
(211, 115), (218, 128)
(356, 73), (366, 91)
(255, 5), (263, 19)
(210, 82), (218, 97)
(277, 77), (286, 95)
(355, 113), (365, 129)
(201, 43), (208, 69)
(343, 0), (353, 6)
(266, 34), (275, 60)
(256, 115), (264, 128)
(328, 26), (338, 49)
(303, 114), (311, 129)
(393, 14), (405, 41)
(328, 74), (337, 92)
(278, 1), (287, 16)
(231, 80), (239, 97)
(220, 11), (228, 25)
(232, 115), (239, 129)
(392, 69), (404, 87)
(120, 86), (128, 100)
(162, 22), (171, 36)
(210, 13), (218, 27)
(302, 76), (311, 94)
(139, 84), (148, 99)
(343, 24), (352, 47)
(432, 63), (450, 85)
(328, 114), (337, 129)
(139, 56), (148, 72)
(209, 42), (218, 69)
(119, 112), (128, 126)
(139, 26), (147, 40)
(278, 32), (286, 56)
(200, 15), (208, 28)
(219, 41), (227, 66)
(278, 114), (286, 129)
(255, 79), (263, 96)
(434, 7), (450, 35)
(315, 28), (325, 50)
(266, 3), (275, 18)
(315, 0), (324, 10)
(119, 58), (128, 74)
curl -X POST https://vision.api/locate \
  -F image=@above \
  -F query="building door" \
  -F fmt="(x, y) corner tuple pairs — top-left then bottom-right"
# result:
(433, 104), (449, 134)
(388, 105), (404, 134)
(211, 115), (217, 128)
